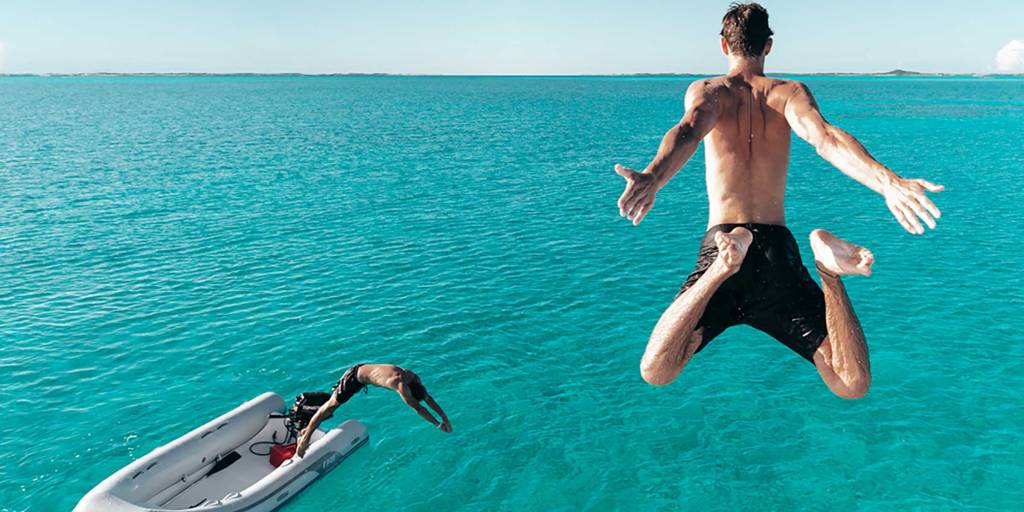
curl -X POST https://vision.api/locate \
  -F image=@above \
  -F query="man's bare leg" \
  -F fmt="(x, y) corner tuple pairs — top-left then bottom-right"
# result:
(640, 227), (753, 386)
(809, 229), (875, 399)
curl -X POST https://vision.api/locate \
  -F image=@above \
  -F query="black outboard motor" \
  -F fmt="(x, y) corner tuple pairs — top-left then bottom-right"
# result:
(287, 392), (333, 436)
(253, 391), (336, 459)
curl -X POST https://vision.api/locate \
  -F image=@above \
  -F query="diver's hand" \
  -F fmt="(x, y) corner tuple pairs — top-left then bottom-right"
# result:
(881, 176), (944, 234)
(295, 431), (311, 458)
(439, 420), (452, 433)
(615, 164), (658, 225)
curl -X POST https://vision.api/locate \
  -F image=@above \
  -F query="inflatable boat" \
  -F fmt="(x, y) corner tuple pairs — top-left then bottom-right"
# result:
(74, 392), (368, 512)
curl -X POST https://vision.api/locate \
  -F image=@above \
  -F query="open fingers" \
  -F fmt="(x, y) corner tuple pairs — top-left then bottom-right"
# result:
(626, 203), (640, 223)
(897, 202), (924, 234)
(625, 194), (646, 221)
(624, 185), (652, 218)
(631, 200), (654, 225)
(624, 188), (651, 221)
(888, 202), (916, 234)
(916, 193), (941, 219)
(614, 164), (635, 179)
(622, 189), (641, 217)
(906, 198), (936, 230)
(914, 178), (944, 192)
(633, 201), (654, 225)
(617, 184), (634, 216)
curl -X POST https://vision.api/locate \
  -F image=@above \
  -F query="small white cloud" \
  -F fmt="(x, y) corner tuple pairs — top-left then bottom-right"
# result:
(996, 40), (1024, 72)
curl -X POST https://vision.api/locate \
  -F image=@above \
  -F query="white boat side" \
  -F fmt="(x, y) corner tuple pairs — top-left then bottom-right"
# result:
(74, 392), (368, 512)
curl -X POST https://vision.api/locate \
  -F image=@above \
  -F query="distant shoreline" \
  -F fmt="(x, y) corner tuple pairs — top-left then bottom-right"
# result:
(1, 69), (1022, 78)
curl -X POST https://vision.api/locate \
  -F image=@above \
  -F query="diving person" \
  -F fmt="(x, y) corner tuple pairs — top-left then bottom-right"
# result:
(296, 364), (451, 457)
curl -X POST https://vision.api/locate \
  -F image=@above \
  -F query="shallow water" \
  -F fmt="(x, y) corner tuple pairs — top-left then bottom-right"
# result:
(1, 76), (1023, 511)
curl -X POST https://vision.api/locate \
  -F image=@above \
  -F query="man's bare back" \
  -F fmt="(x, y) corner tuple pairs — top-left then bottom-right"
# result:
(690, 75), (799, 226)
(356, 363), (420, 390)
(613, 3), (944, 399)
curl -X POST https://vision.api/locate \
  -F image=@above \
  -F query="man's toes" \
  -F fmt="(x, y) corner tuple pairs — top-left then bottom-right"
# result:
(853, 249), (873, 275)
(714, 233), (735, 254)
(859, 249), (874, 263)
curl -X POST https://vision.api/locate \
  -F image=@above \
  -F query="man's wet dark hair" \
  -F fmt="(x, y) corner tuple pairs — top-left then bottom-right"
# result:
(720, 2), (774, 57)
(409, 381), (427, 401)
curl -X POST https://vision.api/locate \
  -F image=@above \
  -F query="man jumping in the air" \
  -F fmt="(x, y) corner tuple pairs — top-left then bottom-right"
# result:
(615, 3), (943, 399)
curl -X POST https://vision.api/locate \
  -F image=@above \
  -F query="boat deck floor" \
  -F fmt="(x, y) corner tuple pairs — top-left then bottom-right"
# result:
(160, 419), (324, 509)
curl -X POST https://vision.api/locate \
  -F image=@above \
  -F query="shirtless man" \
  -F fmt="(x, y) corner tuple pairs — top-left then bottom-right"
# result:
(296, 364), (451, 457)
(615, 3), (943, 399)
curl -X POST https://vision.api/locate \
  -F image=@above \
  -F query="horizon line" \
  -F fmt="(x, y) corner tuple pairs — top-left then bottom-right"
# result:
(2, 69), (1022, 78)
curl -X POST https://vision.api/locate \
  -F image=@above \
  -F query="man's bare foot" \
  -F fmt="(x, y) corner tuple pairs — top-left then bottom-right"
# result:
(809, 229), (874, 277)
(711, 227), (753, 275)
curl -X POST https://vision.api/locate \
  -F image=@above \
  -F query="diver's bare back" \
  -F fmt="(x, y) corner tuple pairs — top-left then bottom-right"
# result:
(356, 363), (416, 390)
(696, 74), (802, 227)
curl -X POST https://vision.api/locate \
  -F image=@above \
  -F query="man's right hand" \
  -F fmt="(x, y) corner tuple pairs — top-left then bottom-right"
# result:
(615, 164), (659, 226)
(295, 431), (311, 458)
(439, 420), (452, 433)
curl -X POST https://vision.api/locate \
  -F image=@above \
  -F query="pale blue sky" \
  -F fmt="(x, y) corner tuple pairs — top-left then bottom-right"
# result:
(1, 0), (1022, 74)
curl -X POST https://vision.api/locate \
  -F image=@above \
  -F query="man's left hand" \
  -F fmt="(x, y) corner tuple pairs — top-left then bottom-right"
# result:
(882, 176), (944, 234)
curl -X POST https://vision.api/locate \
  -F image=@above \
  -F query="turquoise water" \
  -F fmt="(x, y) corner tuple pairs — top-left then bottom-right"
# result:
(1, 76), (1023, 511)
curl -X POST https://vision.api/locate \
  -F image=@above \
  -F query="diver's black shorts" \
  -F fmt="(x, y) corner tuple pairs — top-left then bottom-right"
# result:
(332, 364), (366, 405)
(677, 224), (827, 363)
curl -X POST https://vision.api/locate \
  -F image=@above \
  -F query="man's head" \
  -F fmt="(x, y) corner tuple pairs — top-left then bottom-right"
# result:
(720, 3), (774, 58)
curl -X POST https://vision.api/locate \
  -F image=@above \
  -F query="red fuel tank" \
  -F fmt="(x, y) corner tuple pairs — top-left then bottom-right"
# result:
(269, 443), (296, 467)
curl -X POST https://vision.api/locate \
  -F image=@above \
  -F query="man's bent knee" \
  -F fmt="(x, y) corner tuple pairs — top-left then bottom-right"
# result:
(639, 331), (702, 387)
(640, 359), (677, 386)
(829, 376), (870, 400)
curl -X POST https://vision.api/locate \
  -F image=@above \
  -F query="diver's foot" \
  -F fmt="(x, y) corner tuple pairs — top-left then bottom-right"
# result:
(810, 229), (874, 277)
(711, 227), (753, 276)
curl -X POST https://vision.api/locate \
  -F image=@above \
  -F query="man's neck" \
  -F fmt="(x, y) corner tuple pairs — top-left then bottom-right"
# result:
(726, 56), (766, 79)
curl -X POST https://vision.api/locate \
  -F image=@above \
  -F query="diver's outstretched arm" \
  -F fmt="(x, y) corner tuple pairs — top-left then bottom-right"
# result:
(423, 394), (451, 432)
(295, 395), (340, 457)
(614, 80), (721, 225)
(784, 81), (944, 235)
(396, 381), (443, 429)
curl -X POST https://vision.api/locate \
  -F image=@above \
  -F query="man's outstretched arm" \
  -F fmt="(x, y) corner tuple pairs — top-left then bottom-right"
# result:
(396, 382), (443, 429)
(295, 396), (341, 457)
(615, 80), (720, 225)
(784, 82), (944, 234)
(423, 394), (451, 432)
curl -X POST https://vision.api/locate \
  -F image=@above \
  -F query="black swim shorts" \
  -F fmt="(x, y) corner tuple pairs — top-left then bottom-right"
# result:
(677, 223), (827, 363)
(332, 364), (367, 405)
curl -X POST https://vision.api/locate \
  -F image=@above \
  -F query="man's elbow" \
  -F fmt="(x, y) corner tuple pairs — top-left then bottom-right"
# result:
(673, 122), (698, 146)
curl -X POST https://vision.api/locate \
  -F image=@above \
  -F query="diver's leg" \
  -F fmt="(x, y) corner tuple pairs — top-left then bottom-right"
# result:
(640, 227), (752, 386)
(809, 229), (875, 399)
